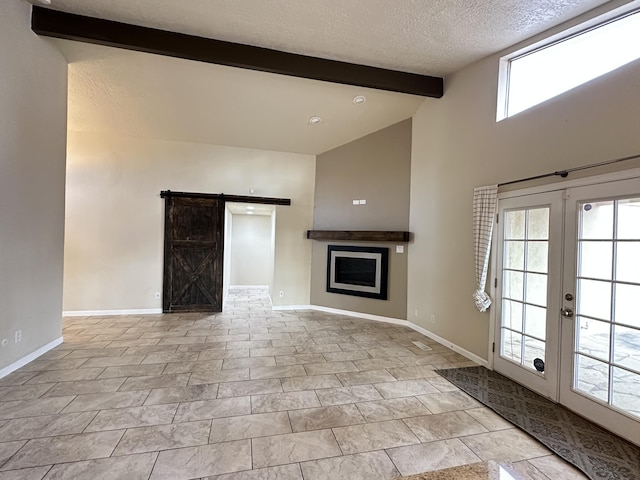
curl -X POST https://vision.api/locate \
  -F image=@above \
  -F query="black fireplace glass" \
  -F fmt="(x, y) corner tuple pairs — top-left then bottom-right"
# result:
(334, 257), (377, 287)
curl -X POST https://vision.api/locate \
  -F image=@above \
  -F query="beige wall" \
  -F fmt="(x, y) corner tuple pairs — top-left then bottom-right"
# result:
(230, 214), (273, 286)
(311, 120), (412, 318)
(313, 119), (412, 231)
(311, 241), (409, 318)
(64, 131), (315, 311)
(0, 0), (68, 371)
(409, 11), (640, 360)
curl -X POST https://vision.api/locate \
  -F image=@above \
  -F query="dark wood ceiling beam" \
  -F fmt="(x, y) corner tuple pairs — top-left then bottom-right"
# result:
(31, 6), (443, 98)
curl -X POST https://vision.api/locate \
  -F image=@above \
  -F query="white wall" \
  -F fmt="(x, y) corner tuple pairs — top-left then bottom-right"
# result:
(230, 214), (273, 286)
(409, 8), (640, 361)
(0, 0), (68, 371)
(64, 131), (315, 311)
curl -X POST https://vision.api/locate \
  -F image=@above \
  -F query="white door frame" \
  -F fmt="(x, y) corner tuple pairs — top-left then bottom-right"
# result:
(492, 190), (564, 400)
(488, 167), (640, 367)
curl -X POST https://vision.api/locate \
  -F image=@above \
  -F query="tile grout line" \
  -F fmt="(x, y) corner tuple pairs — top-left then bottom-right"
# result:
(146, 450), (161, 480)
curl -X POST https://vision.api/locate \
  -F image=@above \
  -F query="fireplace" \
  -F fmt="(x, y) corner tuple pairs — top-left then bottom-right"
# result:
(327, 245), (388, 300)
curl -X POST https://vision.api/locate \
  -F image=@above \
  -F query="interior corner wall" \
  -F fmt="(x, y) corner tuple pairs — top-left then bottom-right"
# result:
(409, 15), (640, 361)
(63, 132), (315, 311)
(0, 0), (68, 371)
(311, 119), (412, 319)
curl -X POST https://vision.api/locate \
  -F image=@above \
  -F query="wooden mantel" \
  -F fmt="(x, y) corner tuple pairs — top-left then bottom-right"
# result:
(306, 230), (411, 242)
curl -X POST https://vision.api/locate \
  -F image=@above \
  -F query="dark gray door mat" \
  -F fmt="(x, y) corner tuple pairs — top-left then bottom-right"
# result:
(437, 366), (640, 480)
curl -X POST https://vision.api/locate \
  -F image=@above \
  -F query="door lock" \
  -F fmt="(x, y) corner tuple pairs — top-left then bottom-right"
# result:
(561, 307), (574, 318)
(565, 293), (574, 301)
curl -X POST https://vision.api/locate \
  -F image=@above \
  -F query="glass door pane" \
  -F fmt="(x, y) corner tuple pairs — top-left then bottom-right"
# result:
(573, 197), (640, 419)
(500, 207), (549, 373)
(494, 190), (563, 402)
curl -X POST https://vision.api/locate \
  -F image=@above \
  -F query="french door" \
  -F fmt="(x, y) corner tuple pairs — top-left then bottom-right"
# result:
(494, 191), (564, 400)
(494, 176), (640, 446)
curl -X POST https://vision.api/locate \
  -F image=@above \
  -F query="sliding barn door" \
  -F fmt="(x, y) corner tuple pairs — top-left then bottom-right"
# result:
(163, 196), (224, 313)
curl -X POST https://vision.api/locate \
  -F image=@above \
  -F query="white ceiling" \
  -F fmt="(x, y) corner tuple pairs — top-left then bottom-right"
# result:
(226, 203), (274, 216)
(35, 0), (613, 154)
(58, 39), (425, 155)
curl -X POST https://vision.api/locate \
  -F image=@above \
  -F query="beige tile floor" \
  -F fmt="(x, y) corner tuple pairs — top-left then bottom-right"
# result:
(0, 287), (588, 480)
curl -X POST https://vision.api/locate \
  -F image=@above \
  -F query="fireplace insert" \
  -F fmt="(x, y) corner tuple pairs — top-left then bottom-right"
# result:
(327, 245), (388, 300)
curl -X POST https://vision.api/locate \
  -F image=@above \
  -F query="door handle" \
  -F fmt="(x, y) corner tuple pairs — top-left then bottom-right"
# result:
(561, 307), (574, 318)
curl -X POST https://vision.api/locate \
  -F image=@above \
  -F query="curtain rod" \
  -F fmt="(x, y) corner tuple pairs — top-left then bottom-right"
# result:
(498, 153), (640, 187)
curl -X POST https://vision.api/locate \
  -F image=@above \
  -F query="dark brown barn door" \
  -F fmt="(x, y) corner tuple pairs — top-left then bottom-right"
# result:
(163, 196), (224, 313)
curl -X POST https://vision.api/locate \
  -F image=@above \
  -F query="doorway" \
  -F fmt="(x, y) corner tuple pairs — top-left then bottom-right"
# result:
(493, 174), (640, 446)
(224, 202), (276, 302)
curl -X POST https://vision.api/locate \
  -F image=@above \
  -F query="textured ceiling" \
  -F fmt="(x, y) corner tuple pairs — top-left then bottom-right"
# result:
(33, 0), (612, 76)
(35, 0), (614, 154)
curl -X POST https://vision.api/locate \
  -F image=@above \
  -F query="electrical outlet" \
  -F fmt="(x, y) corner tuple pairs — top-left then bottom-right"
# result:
(14, 330), (22, 343)
(430, 314), (436, 324)
(279, 291), (285, 297)
(414, 308), (419, 317)
(155, 292), (161, 300)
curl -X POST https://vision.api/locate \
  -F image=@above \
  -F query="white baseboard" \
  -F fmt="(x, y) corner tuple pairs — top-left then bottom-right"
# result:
(273, 304), (489, 368)
(308, 305), (407, 326)
(0, 337), (63, 379)
(407, 321), (489, 368)
(62, 308), (163, 317)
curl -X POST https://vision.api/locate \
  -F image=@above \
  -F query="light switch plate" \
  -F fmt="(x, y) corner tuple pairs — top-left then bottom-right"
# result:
(395, 245), (404, 253)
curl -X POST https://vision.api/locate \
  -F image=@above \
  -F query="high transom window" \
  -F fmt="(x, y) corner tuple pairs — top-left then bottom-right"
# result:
(499, 9), (640, 120)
